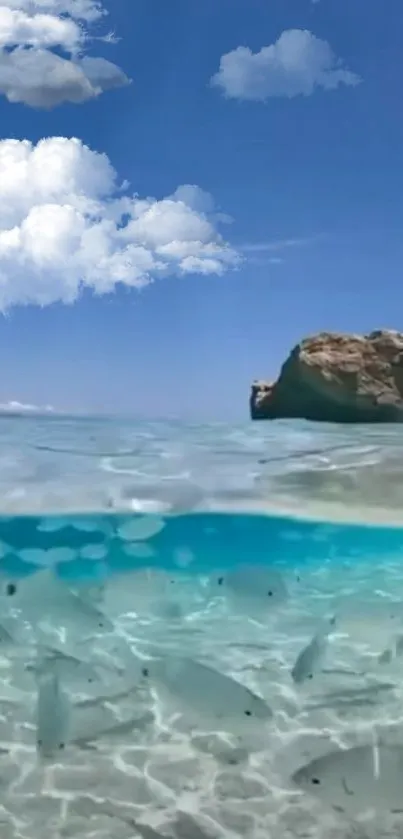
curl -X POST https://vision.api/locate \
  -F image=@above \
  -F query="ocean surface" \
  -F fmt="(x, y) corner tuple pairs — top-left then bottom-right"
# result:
(0, 416), (403, 838)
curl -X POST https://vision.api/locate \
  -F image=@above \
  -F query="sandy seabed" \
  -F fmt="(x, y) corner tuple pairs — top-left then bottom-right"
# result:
(0, 559), (403, 839)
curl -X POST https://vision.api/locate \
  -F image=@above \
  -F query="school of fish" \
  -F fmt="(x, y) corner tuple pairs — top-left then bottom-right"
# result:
(0, 551), (402, 836)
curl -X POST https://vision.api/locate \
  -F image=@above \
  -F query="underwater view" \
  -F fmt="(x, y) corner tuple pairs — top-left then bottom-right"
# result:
(0, 416), (401, 838)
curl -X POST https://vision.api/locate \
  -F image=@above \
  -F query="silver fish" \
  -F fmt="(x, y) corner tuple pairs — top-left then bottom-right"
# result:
(36, 668), (71, 758)
(4, 569), (114, 637)
(80, 634), (149, 683)
(84, 568), (175, 621)
(72, 583), (106, 607)
(30, 645), (105, 687)
(292, 616), (336, 684)
(147, 655), (273, 726)
(292, 744), (403, 815)
(73, 711), (154, 746)
(75, 674), (150, 710)
(218, 564), (287, 604)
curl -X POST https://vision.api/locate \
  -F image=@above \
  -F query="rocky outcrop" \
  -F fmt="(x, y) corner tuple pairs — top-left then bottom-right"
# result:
(250, 330), (403, 423)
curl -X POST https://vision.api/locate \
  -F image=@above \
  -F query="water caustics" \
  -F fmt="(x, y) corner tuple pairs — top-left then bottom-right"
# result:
(0, 418), (403, 836)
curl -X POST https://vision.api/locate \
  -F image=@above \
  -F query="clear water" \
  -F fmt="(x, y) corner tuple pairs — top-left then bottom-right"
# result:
(1, 416), (403, 838)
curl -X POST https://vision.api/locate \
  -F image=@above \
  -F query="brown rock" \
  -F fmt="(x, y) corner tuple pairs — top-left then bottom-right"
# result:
(250, 330), (403, 423)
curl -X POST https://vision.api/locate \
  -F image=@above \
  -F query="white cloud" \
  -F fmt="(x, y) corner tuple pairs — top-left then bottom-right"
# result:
(0, 7), (82, 50)
(0, 400), (55, 413)
(0, 49), (128, 107)
(0, 136), (240, 310)
(211, 29), (360, 100)
(0, 1), (105, 23)
(241, 237), (316, 253)
(241, 236), (318, 266)
(0, 0), (128, 107)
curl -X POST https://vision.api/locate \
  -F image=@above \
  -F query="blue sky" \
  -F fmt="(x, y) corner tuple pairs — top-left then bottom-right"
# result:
(0, 0), (401, 419)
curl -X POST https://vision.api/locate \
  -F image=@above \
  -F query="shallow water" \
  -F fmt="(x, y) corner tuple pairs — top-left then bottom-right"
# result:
(0, 417), (403, 837)
(3, 413), (403, 522)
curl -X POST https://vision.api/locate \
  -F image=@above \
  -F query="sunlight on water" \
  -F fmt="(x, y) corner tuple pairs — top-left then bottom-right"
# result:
(0, 417), (402, 837)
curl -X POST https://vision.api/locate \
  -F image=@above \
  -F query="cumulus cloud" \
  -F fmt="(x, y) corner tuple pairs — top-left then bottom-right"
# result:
(0, 1), (105, 21)
(0, 6), (82, 50)
(0, 136), (240, 310)
(0, 0), (128, 107)
(211, 29), (360, 100)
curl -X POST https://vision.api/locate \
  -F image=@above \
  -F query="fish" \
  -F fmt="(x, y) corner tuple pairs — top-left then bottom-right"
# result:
(29, 645), (106, 687)
(94, 568), (177, 620)
(19, 548), (76, 566)
(75, 634), (151, 697)
(37, 517), (71, 533)
(122, 542), (156, 560)
(70, 582), (106, 607)
(75, 682), (147, 710)
(291, 744), (403, 815)
(78, 544), (108, 561)
(291, 616), (336, 684)
(117, 515), (166, 542)
(72, 710), (154, 747)
(2, 569), (114, 638)
(218, 564), (287, 605)
(36, 668), (71, 758)
(146, 655), (273, 727)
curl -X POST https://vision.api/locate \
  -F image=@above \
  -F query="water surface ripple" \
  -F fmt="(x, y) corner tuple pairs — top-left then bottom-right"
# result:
(0, 415), (402, 522)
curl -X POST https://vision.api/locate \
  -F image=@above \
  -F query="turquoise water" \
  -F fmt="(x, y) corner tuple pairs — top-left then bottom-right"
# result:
(3, 509), (403, 582)
(1, 416), (403, 837)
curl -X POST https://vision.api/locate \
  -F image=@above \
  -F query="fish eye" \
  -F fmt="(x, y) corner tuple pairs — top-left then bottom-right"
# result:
(217, 577), (224, 586)
(311, 777), (320, 785)
(5, 583), (16, 597)
(59, 743), (65, 750)
(267, 590), (273, 597)
(308, 674), (313, 680)
(37, 740), (42, 747)
(98, 622), (104, 628)
(244, 710), (252, 716)
(141, 667), (149, 678)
